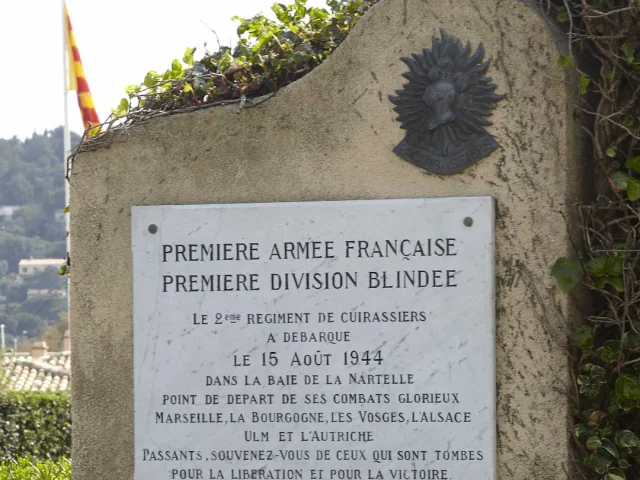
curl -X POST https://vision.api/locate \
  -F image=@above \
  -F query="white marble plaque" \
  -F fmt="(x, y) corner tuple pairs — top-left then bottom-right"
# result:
(132, 197), (495, 480)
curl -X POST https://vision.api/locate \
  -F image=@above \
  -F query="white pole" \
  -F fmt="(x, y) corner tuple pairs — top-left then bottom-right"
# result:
(0, 324), (5, 350)
(62, 0), (71, 329)
(62, 0), (71, 176)
(13, 338), (17, 353)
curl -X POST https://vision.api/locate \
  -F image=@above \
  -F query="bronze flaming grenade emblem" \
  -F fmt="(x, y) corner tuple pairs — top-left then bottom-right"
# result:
(390, 30), (505, 174)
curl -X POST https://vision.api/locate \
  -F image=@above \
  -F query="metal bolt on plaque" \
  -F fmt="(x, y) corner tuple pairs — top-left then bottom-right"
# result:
(390, 30), (506, 174)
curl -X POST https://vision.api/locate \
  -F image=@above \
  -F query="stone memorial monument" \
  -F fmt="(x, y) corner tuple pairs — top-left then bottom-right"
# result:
(132, 198), (495, 480)
(70, 0), (583, 479)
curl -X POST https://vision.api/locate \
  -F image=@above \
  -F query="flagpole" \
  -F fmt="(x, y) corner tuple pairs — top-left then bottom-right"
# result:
(62, 0), (71, 329)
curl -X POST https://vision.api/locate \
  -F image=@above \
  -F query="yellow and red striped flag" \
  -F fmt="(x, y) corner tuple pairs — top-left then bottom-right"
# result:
(65, 4), (100, 136)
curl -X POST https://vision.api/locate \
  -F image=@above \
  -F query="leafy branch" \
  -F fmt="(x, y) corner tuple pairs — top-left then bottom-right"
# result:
(67, 0), (377, 172)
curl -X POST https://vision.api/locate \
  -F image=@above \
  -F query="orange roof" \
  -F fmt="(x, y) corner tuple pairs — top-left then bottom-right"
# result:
(1, 352), (70, 392)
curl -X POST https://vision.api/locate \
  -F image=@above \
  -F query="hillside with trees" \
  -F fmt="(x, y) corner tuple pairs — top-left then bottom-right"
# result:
(0, 127), (79, 349)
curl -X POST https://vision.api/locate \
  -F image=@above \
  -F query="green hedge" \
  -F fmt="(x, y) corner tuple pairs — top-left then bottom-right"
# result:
(0, 456), (71, 479)
(0, 392), (71, 461)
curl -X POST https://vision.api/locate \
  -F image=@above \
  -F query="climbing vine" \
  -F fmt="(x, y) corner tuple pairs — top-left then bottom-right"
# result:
(549, 1), (640, 479)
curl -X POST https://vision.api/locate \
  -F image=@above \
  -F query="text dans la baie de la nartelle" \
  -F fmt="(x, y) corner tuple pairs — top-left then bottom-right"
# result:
(160, 238), (461, 293)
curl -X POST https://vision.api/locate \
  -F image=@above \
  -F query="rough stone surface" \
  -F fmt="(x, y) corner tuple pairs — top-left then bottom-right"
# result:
(70, 0), (583, 478)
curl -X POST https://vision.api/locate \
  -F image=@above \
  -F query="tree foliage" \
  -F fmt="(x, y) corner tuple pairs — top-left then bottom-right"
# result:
(0, 128), (73, 208)
(0, 128), (76, 344)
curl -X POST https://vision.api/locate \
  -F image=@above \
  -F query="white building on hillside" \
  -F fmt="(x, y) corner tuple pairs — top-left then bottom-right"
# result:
(0, 206), (22, 223)
(18, 258), (65, 276)
(27, 289), (67, 298)
(54, 209), (66, 223)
